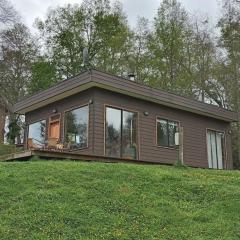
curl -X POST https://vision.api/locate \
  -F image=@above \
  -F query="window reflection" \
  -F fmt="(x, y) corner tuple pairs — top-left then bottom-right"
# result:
(28, 120), (46, 147)
(157, 118), (178, 147)
(65, 105), (89, 150)
(122, 111), (137, 159)
(106, 107), (138, 159)
(106, 107), (121, 158)
(157, 119), (168, 147)
(168, 121), (178, 147)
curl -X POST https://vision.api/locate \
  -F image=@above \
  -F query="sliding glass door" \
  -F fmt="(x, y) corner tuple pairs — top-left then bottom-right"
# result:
(105, 107), (138, 159)
(207, 130), (224, 169)
(105, 107), (121, 158)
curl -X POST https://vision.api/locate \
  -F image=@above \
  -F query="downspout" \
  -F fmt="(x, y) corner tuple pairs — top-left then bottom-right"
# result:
(90, 70), (95, 155)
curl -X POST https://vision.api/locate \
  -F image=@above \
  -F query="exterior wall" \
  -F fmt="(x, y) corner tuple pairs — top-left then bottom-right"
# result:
(25, 89), (94, 155)
(93, 88), (233, 169)
(0, 106), (5, 143)
(24, 87), (233, 169)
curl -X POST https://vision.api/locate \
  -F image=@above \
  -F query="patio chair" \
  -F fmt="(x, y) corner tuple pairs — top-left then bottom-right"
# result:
(27, 138), (43, 150)
(46, 138), (59, 150)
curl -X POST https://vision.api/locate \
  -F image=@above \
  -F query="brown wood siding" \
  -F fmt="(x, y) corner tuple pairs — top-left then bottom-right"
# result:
(25, 89), (94, 155)
(24, 87), (233, 169)
(93, 88), (233, 169)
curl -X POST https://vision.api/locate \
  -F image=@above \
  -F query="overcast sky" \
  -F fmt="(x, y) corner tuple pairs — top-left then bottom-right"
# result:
(10, 0), (222, 30)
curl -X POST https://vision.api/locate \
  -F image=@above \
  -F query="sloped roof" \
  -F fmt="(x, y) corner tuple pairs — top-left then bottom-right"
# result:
(13, 69), (237, 122)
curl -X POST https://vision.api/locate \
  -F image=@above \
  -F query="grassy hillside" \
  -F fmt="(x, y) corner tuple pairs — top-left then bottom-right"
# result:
(0, 160), (240, 239)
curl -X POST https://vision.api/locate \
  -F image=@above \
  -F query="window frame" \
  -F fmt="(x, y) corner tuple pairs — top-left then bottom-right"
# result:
(63, 103), (90, 151)
(156, 117), (180, 149)
(206, 128), (226, 169)
(104, 104), (139, 160)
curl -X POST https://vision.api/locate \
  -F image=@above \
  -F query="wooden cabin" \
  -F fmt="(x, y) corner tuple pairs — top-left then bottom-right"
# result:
(13, 69), (237, 169)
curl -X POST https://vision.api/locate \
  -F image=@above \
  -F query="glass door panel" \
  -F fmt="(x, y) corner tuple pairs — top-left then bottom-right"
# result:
(207, 132), (213, 169)
(122, 111), (137, 160)
(211, 131), (218, 169)
(207, 130), (224, 169)
(105, 107), (138, 159)
(216, 133), (223, 169)
(105, 107), (121, 158)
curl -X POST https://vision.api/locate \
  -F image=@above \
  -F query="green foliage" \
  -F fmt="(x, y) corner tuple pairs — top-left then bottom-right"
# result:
(0, 161), (240, 239)
(35, 0), (132, 79)
(218, 0), (240, 167)
(0, 23), (38, 103)
(0, 144), (16, 155)
(28, 58), (56, 94)
(147, 0), (193, 94)
(6, 115), (21, 144)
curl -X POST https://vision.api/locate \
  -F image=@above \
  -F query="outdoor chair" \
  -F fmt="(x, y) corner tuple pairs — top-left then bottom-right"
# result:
(27, 138), (44, 150)
(46, 138), (59, 150)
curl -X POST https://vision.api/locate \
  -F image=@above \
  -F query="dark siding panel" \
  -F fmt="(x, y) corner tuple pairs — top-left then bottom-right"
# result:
(24, 86), (233, 169)
(93, 88), (232, 169)
(25, 89), (94, 155)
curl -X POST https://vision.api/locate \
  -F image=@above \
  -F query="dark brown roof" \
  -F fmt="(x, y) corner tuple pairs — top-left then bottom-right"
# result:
(13, 69), (237, 122)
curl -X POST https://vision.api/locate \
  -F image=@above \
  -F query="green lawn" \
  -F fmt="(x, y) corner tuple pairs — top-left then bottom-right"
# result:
(0, 160), (240, 239)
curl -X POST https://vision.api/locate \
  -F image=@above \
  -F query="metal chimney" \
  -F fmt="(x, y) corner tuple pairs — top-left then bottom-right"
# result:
(83, 47), (89, 67)
(128, 73), (135, 81)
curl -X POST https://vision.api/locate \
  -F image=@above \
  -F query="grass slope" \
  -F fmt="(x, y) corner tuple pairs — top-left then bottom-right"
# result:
(0, 160), (240, 240)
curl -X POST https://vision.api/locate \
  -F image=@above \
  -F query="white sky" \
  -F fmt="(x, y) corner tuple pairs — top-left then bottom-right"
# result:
(10, 0), (223, 30)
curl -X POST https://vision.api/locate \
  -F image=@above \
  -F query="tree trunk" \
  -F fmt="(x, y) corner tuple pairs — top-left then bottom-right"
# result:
(0, 109), (6, 144)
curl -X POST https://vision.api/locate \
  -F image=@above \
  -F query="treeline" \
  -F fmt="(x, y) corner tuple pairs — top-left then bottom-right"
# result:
(0, 0), (239, 167)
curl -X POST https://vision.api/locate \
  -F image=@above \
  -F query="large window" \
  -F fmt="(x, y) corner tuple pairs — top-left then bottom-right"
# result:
(105, 107), (138, 159)
(28, 120), (46, 147)
(207, 130), (224, 169)
(64, 105), (89, 150)
(157, 118), (179, 147)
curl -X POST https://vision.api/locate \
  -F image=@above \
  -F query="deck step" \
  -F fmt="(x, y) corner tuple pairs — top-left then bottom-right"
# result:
(0, 151), (32, 161)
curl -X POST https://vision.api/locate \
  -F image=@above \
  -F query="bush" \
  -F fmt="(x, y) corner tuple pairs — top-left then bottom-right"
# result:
(0, 144), (16, 155)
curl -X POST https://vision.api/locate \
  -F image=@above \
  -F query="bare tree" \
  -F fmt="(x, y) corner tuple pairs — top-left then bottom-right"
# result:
(0, 0), (18, 26)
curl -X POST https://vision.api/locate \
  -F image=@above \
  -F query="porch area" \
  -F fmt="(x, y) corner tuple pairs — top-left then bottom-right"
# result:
(0, 148), (141, 164)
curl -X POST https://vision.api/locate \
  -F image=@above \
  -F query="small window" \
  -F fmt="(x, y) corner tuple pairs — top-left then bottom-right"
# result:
(157, 118), (178, 147)
(64, 105), (89, 150)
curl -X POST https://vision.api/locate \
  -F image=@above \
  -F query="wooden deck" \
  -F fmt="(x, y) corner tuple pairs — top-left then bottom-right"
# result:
(0, 151), (32, 162)
(0, 149), (131, 163)
(31, 149), (118, 162)
(0, 149), (158, 165)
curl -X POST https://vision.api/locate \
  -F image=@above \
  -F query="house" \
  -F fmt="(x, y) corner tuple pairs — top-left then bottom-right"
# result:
(0, 97), (12, 143)
(13, 69), (237, 169)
